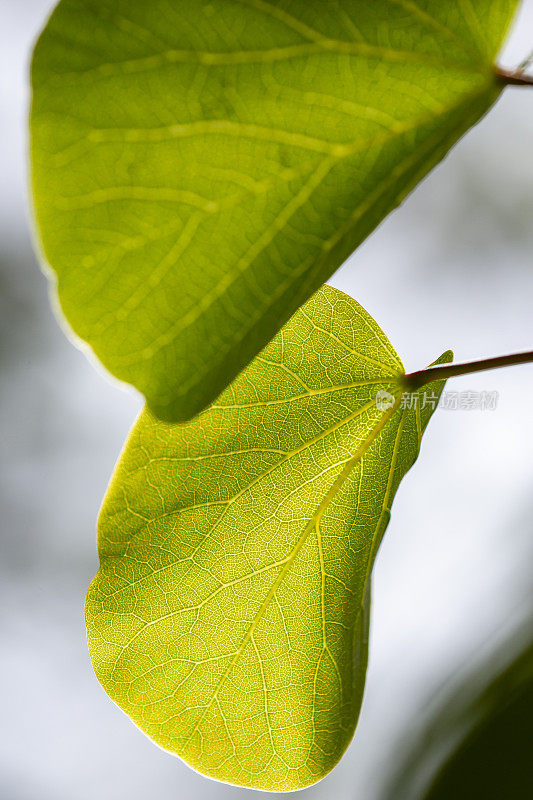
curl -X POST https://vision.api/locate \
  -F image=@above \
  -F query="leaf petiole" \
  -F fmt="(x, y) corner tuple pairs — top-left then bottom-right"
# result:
(402, 350), (533, 391)
(495, 65), (533, 87)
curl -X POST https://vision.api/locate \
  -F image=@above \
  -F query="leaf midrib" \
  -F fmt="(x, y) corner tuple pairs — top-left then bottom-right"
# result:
(103, 394), (401, 682)
(106, 388), (399, 565)
(180, 393), (403, 748)
(103, 389), (402, 648)
(141, 80), (494, 410)
(96, 80), (493, 385)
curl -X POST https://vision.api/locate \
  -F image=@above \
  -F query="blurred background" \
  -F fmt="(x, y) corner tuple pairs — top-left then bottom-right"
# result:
(1, 1), (532, 798)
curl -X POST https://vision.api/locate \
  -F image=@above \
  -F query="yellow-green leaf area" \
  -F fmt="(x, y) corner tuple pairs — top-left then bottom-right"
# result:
(31, 0), (517, 420)
(86, 285), (451, 791)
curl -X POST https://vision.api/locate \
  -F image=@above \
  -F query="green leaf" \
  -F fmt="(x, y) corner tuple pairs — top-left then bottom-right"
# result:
(86, 285), (451, 791)
(382, 622), (533, 800)
(31, 0), (516, 421)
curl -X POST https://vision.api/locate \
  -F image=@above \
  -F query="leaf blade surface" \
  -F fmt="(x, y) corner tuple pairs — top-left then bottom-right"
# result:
(86, 285), (450, 790)
(31, 0), (517, 419)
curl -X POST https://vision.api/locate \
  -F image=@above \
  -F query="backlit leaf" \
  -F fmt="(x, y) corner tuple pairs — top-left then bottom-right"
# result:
(86, 285), (451, 790)
(31, 0), (516, 420)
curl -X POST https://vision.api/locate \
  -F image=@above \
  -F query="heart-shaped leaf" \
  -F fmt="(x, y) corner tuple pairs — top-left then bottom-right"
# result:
(31, 0), (516, 420)
(86, 285), (450, 790)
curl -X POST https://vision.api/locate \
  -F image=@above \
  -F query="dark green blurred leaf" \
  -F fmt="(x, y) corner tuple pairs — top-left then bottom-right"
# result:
(382, 621), (533, 800)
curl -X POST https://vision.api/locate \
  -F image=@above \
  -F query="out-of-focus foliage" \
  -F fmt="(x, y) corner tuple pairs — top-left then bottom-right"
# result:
(31, 0), (518, 420)
(382, 620), (533, 800)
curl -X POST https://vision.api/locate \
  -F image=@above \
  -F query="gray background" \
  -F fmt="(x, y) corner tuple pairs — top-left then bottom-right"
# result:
(1, 2), (532, 798)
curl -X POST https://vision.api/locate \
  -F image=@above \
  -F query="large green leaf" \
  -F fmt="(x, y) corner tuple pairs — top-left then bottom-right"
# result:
(31, 0), (516, 421)
(86, 285), (450, 790)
